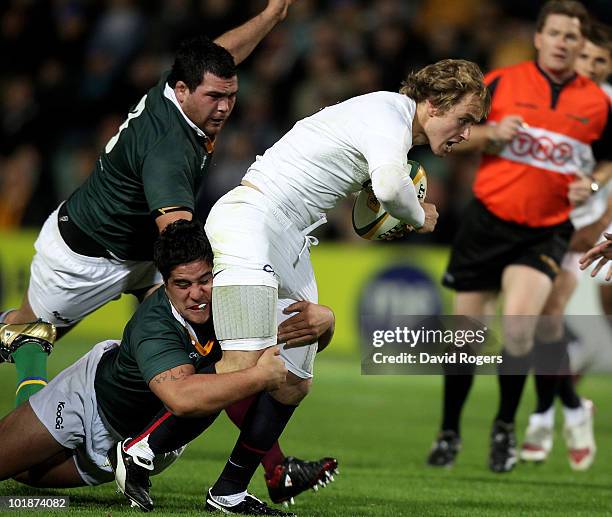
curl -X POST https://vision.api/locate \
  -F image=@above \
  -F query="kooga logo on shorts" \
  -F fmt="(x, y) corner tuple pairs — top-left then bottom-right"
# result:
(55, 401), (66, 429)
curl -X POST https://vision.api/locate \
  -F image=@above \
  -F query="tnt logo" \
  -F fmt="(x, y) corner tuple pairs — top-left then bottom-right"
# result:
(509, 131), (574, 166)
(55, 401), (66, 429)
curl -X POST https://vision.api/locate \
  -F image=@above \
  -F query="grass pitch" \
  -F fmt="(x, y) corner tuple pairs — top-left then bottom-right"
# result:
(0, 338), (611, 516)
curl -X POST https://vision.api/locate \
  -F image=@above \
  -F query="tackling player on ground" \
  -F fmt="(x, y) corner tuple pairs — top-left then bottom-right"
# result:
(0, 221), (290, 514)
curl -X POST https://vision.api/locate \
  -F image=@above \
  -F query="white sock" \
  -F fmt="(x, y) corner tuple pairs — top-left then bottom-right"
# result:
(211, 491), (247, 507)
(530, 407), (554, 428)
(124, 436), (155, 469)
(563, 404), (586, 427)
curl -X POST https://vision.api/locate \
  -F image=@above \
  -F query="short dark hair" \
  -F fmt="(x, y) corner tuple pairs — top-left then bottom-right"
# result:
(536, 0), (590, 37)
(154, 219), (213, 282)
(588, 21), (612, 55)
(167, 35), (237, 91)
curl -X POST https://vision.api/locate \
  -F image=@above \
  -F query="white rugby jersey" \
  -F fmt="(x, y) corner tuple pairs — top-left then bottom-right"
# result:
(243, 92), (416, 228)
(570, 82), (612, 229)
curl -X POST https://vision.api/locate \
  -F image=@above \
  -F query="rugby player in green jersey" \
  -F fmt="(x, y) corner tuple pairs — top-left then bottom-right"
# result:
(0, 221), (334, 515)
(0, 0), (338, 506)
(1, 0), (294, 402)
(0, 222), (282, 504)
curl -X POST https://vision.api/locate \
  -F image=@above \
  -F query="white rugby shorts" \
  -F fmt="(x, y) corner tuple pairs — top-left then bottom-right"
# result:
(205, 186), (321, 379)
(29, 340), (184, 485)
(28, 204), (162, 327)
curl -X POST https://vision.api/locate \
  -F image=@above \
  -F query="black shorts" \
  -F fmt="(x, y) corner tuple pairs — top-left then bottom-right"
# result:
(442, 199), (573, 292)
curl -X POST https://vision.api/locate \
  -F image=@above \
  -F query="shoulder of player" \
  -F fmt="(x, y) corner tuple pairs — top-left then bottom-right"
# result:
(601, 82), (612, 100)
(344, 91), (415, 120)
(128, 288), (185, 337)
(484, 61), (530, 84)
(361, 90), (411, 105)
(567, 75), (612, 126)
(140, 78), (201, 156)
(573, 75), (610, 102)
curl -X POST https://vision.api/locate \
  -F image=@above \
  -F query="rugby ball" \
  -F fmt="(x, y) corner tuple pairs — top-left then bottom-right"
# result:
(352, 160), (427, 240)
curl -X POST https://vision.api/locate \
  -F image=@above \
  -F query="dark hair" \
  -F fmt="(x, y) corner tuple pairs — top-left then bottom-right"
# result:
(154, 219), (213, 282)
(536, 0), (590, 37)
(167, 35), (237, 91)
(400, 59), (491, 120)
(587, 21), (612, 54)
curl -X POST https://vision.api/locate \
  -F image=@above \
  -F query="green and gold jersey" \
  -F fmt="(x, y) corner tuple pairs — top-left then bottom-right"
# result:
(65, 72), (213, 260)
(94, 286), (221, 437)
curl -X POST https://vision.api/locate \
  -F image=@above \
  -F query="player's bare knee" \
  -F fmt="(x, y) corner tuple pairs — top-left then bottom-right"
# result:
(535, 314), (564, 343)
(271, 373), (311, 405)
(504, 317), (536, 356)
(541, 287), (569, 318)
(215, 349), (263, 373)
(503, 325), (535, 356)
(4, 305), (37, 325)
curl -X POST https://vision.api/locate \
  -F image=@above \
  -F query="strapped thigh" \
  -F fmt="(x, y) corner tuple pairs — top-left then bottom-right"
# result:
(212, 284), (278, 351)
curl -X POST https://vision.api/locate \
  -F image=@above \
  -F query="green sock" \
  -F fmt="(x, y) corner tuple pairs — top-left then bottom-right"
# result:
(13, 343), (49, 407)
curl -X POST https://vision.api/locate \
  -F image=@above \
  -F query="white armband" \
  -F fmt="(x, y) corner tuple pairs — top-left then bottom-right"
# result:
(370, 164), (425, 228)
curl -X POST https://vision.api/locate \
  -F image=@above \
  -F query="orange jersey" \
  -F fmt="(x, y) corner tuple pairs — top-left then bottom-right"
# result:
(473, 61), (612, 227)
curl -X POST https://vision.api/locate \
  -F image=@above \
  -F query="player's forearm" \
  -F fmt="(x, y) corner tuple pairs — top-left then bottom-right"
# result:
(214, 4), (287, 65)
(168, 368), (267, 417)
(371, 164), (425, 228)
(452, 124), (495, 153)
(592, 161), (612, 188)
(317, 321), (335, 353)
(600, 193), (612, 228)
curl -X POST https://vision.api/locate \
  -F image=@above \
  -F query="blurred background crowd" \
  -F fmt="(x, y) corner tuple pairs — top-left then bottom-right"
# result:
(2, 0), (611, 242)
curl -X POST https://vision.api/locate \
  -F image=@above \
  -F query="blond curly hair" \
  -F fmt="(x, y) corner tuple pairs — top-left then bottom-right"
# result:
(400, 59), (490, 120)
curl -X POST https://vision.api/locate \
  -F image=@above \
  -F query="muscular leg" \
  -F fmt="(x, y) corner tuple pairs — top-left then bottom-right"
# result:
(0, 402), (67, 482)
(535, 269), (579, 415)
(2, 302), (60, 407)
(428, 291), (496, 467)
(14, 450), (84, 488)
(485, 265), (554, 472)
(440, 291), (497, 435)
(211, 350), (310, 500)
(4, 294), (78, 339)
(4, 293), (38, 324)
(225, 397), (285, 474)
(600, 284), (612, 317)
(496, 265), (553, 424)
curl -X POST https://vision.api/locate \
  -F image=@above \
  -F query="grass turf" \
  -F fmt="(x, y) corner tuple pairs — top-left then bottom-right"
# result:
(0, 338), (610, 516)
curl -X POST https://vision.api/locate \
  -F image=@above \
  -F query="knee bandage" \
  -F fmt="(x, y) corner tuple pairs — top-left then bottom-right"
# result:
(212, 285), (277, 341)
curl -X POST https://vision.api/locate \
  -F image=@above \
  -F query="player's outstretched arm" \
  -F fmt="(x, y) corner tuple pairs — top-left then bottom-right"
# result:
(579, 232), (612, 280)
(278, 301), (335, 350)
(148, 348), (287, 417)
(214, 0), (295, 65)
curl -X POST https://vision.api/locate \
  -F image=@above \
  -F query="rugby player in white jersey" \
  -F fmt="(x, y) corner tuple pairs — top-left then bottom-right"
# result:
(574, 23), (612, 313)
(200, 59), (490, 513)
(520, 21), (612, 470)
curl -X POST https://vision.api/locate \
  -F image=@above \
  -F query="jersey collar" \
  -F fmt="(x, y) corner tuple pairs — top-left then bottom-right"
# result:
(533, 60), (577, 88)
(166, 290), (202, 347)
(164, 83), (215, 151)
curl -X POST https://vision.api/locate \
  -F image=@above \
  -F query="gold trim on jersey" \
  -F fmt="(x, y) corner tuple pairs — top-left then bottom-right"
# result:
(193, 338), (215, 357)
